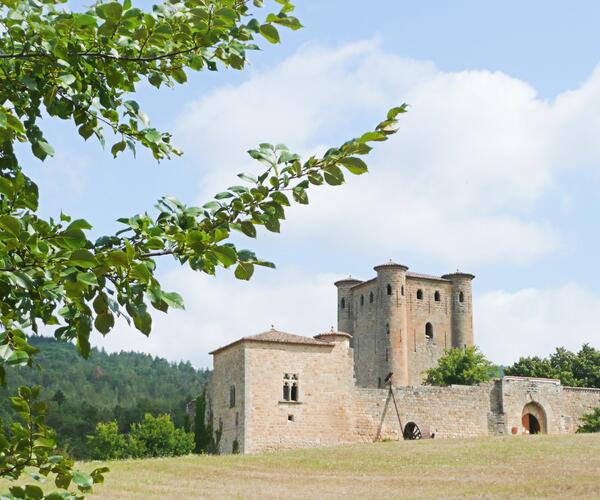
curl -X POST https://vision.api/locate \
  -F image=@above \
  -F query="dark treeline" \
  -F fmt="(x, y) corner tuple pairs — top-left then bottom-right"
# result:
(0, 336), (209, 458)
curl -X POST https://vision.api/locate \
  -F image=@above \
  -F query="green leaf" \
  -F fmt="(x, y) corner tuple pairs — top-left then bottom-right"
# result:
(259, 24), (280, 43)
(72, 471), (94, 490)
(23, 485), (43, 500)
(240, 221), (257, 238)
(234, 262), (254, 280)
(161, 291), (185, 310)
(68, 249), (98, 268)
(111, 140), (126, 157)
(107, 250), (129, 267)
(96, 2), (123, 21)
(213, 245), (237, 266)
(77, 271), (98, 287)
(0, 215), (20, 237)
(94, 312), (115, 335)
(340, 157), (368, 175)
(6, 350), (29, 366)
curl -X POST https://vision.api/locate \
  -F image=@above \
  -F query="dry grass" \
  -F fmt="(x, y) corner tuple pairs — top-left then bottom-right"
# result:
(7, 434), (600, 498)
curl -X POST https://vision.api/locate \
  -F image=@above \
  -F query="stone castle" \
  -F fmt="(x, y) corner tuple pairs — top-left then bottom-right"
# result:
(203, 262), (600, 454)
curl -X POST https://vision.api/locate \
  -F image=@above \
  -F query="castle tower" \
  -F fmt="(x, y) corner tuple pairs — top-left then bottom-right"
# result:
(373, 262), (409, 387)
(442, 272), (475, 349)
(334, 277), (362, 335)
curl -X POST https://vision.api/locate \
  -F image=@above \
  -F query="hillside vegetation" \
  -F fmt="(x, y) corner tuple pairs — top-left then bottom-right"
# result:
(74, 434), (600, 499)
(0, 337), (209, 458)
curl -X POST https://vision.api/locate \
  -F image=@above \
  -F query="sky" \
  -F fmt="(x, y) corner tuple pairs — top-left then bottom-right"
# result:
(26, 0), (600, 368)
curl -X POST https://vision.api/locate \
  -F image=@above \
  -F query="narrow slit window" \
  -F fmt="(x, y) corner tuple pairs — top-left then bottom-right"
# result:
(459, 291), (465, 303)
(360, 295), (364, 306)
(369, 291), (374, 303)
(417, 289), (423, 300)
(341, 298), (346, 309)
(229, 385), (236, 408)
(434, 291), (441, 302)
(387, 284), (392, 296)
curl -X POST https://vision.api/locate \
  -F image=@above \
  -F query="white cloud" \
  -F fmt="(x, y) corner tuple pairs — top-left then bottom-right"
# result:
(172, 39), (600, 266)
(476, 284), (600, 365)
(92, 39), (600, 367)
(93, 267), (339, 369)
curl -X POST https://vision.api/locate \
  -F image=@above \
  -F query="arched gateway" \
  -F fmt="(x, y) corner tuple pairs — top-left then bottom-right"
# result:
(521, 402), (547, 435)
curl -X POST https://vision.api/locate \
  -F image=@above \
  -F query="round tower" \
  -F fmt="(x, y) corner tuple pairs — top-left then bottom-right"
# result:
(334, 277), (362, 335)
(374, 261), (409, 387)
(441, 272), (475, 349)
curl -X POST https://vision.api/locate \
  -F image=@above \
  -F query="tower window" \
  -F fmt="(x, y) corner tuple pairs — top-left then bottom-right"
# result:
(417, 289), (423, 300)
(459, 291), (465, 303)
(360, 295), (364, 306)
(369, 291), (374, 303)
(386, 323), (390, 335)
(434, 291), (441, 302)
(229, 385), (236, 408)
(385, 348), (389, 362)
(401, 285), (405, 296)
(425, 322), (433, 341)
(341, 298), (345, 309)
(386, 284), (392, 296)
(282, 373), (299, 402)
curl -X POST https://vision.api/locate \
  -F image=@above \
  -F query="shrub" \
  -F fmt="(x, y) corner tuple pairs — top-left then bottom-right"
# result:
(87, 421), (128, 460)
(577, 407), (600, 433)
(129, 414), (194, 458)
(424, 346), (497, 386)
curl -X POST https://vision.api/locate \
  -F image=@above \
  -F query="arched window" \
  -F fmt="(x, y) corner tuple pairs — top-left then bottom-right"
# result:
(401, 285), (405, 296)
(386, 323), (390, 335)
(341, 298), (345, 309)
(434, 291), (441, 302)
(425, 322), (433, 340)
(417, 289), (423, 300)
(360, 295), (364, 306)
(386, 284), (392, 296)
(369, 291), (374, 303)
(229, 385), (236, 408)
(459, 291), (465, 303)
(283, 373), (299, 402)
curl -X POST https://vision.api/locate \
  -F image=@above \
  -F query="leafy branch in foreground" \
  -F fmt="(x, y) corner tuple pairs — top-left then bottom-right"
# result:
(0, 0), (406, 497)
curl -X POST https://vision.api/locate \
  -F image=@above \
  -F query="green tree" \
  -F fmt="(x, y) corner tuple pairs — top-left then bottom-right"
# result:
(505, 344), (600, 388)
(424, 347), (497, 386)
(128, 413), (193, 458)
(0, 0), (404, 496)
(87, 421), (128, 460)
(577, 407), (600, 433)
(193, 389), (212, 454)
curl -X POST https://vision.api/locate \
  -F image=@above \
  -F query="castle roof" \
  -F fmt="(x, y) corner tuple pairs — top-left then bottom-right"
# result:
(406, 272), (451, 282)
(314, 330), (353, 341)
(209, 328), (333, 355)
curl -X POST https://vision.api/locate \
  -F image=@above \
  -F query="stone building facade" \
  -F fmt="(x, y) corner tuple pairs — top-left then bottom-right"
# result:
(204, 261), (600, 455)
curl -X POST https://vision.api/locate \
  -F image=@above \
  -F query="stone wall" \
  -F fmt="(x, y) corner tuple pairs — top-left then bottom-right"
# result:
(405, 277), (453, 385)
(353, 382), (499, 442)
(207, 343), (245, 454)
(243, 337), (356, 454)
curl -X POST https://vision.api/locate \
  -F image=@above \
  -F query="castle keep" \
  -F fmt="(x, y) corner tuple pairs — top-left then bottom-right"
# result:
(335, 262), (474, 387)
(204, 262), (600, 454)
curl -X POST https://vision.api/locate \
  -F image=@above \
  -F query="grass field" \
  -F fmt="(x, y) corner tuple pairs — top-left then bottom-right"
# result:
(8, 434), (600, 498)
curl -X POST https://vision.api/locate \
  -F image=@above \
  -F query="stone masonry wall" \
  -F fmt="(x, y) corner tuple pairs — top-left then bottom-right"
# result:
(352, 382), (498, 442)
(207, 344), (245, 454)
(405, 277), (453, 385)
(243, 338), (356, 454)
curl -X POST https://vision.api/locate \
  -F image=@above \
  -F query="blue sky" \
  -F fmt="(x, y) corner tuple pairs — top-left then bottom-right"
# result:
(28, 1), (600, 367)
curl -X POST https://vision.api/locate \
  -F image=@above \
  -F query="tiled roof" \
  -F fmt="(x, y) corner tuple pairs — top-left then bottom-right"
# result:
(209, 328), (332, 355)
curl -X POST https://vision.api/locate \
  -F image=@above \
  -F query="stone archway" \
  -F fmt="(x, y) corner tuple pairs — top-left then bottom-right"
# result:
(521, 402), (547, 435)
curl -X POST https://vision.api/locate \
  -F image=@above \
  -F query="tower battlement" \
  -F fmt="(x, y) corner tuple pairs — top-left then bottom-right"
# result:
(335, 261), (474, 387)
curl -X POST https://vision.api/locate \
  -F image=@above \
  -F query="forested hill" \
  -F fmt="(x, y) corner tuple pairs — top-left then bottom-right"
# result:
(0, 336), (210, 458)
